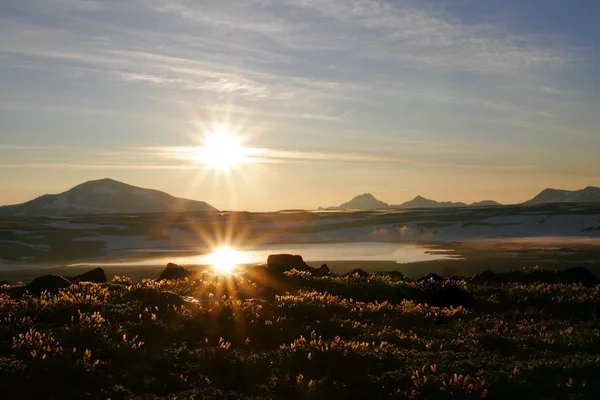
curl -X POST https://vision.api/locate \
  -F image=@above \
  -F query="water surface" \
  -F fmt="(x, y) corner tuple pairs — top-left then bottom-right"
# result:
(72, 242), (455, 267)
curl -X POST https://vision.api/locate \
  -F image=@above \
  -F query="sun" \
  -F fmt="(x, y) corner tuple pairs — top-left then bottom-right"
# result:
(196, 125), (245, 170)
(205, 247), (244, 274)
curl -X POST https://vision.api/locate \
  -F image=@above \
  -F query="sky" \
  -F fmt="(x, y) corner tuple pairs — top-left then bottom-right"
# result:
(1, 0), (599, 211)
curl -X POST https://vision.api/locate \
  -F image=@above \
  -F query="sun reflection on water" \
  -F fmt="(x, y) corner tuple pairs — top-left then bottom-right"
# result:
(204, 246), (245, 274)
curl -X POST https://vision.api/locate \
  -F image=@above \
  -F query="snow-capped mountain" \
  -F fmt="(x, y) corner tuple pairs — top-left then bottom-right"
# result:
(524, 186), (600, 205)
(0, 178), (218, 216)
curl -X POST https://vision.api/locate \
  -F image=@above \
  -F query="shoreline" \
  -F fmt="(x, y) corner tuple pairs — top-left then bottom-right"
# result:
(2, 256), (598, 283)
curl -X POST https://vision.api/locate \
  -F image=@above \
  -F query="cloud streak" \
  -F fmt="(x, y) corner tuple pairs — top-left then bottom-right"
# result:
(0, 144), (540, 173)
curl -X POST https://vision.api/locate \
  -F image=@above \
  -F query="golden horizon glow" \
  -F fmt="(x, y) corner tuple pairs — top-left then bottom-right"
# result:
(195, 124), (246, 170)
(205, 246), (245, 274)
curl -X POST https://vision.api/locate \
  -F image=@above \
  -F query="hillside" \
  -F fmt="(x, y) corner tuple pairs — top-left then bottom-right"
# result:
(524, 186), (600, 205)
(392, 195), (467, 209)
(0, 178), (218, 216)
(470, 200), (502, 207)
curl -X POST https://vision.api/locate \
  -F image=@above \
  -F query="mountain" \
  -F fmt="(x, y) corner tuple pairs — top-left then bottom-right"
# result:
(392, 195), (467, 209)
(0, 178), (218, 216)
(524, 186), (600, 205)
(323, 194), (487, 210)
(470, 200), (502, 207)
(336, 193), (390, 210)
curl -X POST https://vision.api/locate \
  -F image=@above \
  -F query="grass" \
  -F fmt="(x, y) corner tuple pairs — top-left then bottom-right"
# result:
(1, 268), (600, 399)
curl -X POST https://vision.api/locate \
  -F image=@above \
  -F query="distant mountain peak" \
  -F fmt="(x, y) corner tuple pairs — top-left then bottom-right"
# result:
(332, 193), (390, 210)
(352, 193), (378, 200)
(393, 195), (467, 209)
(470, 200), (502, 207)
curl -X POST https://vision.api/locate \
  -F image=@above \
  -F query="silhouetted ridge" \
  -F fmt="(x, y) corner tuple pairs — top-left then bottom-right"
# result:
(0, 178), (218, 216)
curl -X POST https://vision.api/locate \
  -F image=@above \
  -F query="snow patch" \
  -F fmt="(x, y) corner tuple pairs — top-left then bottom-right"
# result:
(41, 195), (69, 209)
(94, 185), (120, 196)
(45, 221), (127, 230)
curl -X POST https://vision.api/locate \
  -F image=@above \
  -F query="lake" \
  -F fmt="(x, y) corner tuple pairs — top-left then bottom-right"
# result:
(70, 242), (456, 269)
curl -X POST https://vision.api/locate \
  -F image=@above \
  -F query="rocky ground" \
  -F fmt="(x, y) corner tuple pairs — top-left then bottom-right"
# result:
(1, 256), (600, 399)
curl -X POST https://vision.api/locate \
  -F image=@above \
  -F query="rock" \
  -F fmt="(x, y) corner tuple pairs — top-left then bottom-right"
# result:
(159, 263), (195, 280)
(0, 280), (9, 286)
(557, 266), (599, 287)
(418, 285), (475, 309)
(267, 254), (311, 273)
(7, 286), (27, 298)
(472, 270), (501, 284)
(25, 275), (71, 296)
(416, 273), (445, 282)
(381, 271), (405, 279)
(68, 268), (107, 284)
(311, 264), (330, 277)
(343, 268), (369, 278)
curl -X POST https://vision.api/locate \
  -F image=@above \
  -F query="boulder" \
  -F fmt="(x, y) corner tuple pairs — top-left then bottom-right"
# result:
(267, 254), (311, 273)
(159, 263), (195, 280)
(472, 270), (501, 284)
(68, 268), (107, 284)
(309, 264), (330, 277)
(343, 268), (369, 278)
(417, 285), (475, 309)
(416, 273), (445, 282)
(557, 266), (599, 287)
(7, 286), (27, 298)
(25, 275), (71, 296)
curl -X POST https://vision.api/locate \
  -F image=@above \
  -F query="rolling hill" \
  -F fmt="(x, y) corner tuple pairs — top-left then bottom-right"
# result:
(0, 178), (218, 216)
(524, 186), (600, 205)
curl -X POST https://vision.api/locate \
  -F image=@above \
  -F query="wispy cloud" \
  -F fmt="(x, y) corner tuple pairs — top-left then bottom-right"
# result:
(0, 143), (540, 173)
(0, 0), (595, 178)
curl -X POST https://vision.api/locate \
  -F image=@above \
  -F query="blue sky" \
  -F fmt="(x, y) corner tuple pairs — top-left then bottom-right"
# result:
(1, 0), (599, 210)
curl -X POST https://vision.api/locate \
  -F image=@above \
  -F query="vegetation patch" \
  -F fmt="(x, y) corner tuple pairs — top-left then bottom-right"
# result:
(1, 266), (600, 399)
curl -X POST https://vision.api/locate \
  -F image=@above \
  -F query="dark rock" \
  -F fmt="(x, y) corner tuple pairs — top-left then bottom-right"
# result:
(311, 264), (330, 277)
(343, 268), (369, 278)
(381, 271), (405, 279)
(267, 254), (311, 273)
(7, 286), (27, 298)
(25, 275), (71, 296)
(417, 285), (475, 309)
(416, 273), (445, 282)
(68, 268), (107, 284)
(472, 270), (501, 284)
(557, 266), (599, 287)
(159, 263), (195, 280)
(0, 280), (9, 286)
